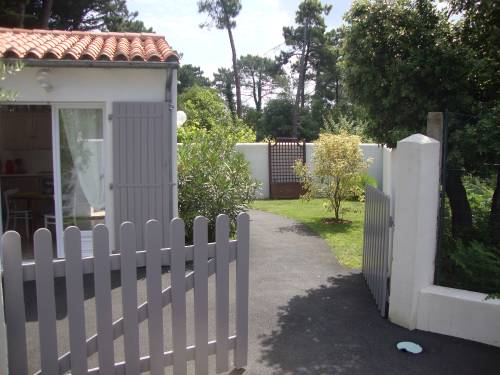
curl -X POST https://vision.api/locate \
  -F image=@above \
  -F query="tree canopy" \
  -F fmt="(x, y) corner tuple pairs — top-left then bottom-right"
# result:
(342, 0), (469, 146)
(239, 54), (284, 112)
(0, 0), (152, 31)
(178, 64), (211, 94)
(177, 85), (255, 144)
(280, 0), (332, 136)
(198, 0), (243, 118)
(213, 67), (236, 117)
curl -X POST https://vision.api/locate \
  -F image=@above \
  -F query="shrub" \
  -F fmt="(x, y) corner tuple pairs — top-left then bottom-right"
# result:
(178, 86), (255, 143)
(295, 132), (371, 220)
(439, 239), (500, 294)
(177, 126), (259, 242)
(436, 175), (499, 294)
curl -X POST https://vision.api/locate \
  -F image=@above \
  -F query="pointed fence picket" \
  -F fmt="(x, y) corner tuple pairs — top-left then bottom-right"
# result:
(0, 213), (250, 375)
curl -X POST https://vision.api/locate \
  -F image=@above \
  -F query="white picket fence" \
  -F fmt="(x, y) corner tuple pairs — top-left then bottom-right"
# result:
(1, 213), (250, 375)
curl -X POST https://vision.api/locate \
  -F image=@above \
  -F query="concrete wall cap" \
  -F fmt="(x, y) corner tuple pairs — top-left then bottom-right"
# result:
(398, 133), (439, 145)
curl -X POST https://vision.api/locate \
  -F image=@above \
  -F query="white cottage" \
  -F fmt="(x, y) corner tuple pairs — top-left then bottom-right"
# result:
(0, 27), (179, 257)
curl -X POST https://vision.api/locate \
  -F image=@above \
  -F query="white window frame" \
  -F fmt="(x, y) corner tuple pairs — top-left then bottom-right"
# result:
(52, 103), (107, 258)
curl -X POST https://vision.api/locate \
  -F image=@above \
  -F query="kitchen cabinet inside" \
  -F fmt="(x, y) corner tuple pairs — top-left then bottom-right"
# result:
(0, 106), (51, 150)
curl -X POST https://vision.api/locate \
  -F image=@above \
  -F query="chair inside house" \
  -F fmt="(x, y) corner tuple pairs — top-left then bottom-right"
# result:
(44, 190), (77, 232)
(4, 188), (32, 239)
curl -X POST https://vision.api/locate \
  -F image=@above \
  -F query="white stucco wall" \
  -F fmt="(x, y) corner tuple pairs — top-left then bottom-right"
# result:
(236, 142), (383, 199)
(416, 286), (500, 347)
(2, 67), (167, 103)
(235, 143), (270, 199)
(1, 66), (168, 248)
(385, 133), (500, 347)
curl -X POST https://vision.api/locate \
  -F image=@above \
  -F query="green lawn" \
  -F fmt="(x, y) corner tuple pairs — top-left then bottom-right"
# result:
(251, 199), (365, 269)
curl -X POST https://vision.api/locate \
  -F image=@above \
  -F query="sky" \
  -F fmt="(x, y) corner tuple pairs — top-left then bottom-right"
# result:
(127, 0), (353, 79)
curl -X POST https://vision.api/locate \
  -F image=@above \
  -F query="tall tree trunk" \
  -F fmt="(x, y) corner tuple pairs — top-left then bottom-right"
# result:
(300, 49), (310, 109)
(17, 1), (26, 27)
(446, 171), (473, 240)
(40, 0), (54, 28)
(256, 72), (262, 112)
(292, 24), (309, 138)
(490, 167), (500, 250)
(226, 26), (242, 118)
(251, 74), (259, 111)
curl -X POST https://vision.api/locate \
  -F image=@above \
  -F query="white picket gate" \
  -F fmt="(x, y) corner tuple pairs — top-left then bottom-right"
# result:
(0, 213), (250, 375)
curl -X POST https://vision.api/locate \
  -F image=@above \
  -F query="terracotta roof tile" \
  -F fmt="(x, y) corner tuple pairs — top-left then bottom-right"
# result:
(82, 36), (104, 60)
(0, 27), (179, 63)
(98, 36), (116, 60)
(115, 37), (130, 61)
(64, 35), (92, 59)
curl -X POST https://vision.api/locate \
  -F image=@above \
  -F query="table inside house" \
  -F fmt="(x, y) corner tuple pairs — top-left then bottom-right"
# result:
(10, 192), (53, 232)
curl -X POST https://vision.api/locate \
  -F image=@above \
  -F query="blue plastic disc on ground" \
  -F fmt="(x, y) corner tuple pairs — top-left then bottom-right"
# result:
(397, 341), (423, 354)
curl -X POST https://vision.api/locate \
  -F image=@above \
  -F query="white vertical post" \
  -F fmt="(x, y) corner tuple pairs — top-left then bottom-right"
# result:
(388, 134), (440, 329)
(0, 269), (8, 375)
(234, 213), (249, 369)
(170, 218), (187, 375)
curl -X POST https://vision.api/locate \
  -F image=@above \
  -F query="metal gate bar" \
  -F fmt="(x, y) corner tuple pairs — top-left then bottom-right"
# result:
(362, 185), (392, 317)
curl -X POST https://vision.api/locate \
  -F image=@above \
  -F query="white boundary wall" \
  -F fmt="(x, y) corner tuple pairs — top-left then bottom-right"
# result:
(387, 134), (500, 347)
(236, 143), (383, 199)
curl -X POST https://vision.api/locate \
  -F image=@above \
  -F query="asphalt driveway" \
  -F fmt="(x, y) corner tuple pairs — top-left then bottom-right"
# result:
(23, 209), (500, 374)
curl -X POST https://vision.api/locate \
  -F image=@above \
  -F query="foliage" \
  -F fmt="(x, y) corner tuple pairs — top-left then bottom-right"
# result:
(0, 61), (23, 101)
(294, 132), (370, 220)
(321, 113), (372, 142)
(447, 0), (498, 111)
(0, 0), (152, 31)
(238, 54), (285, 112)
(178, 125), (259, 242)
(242, 106), (261, 133)
(342, 0), (470, 147)
(439, 239), (500, 295)
(178, 64), (210, 94)
(198, 0), (243, 117)
(177, 86), (255, 144)
(254, 97), (318, 141)
(437, 176), (499, 294)
(213, 67), (236, 117)
(252, 199), (365, 269)
(279, 0), (332, 136)
(341, 0), (499, 246)
(463, 175), (494, 237)
(256, 97), (294, 141)
(198, 0), (241, 30)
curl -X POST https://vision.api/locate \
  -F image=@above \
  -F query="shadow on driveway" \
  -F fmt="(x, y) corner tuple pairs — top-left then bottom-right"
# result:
(258, 273), (500, 375)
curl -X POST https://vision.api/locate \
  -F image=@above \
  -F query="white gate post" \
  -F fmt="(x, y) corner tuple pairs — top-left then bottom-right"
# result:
(388, 134), (440, 329)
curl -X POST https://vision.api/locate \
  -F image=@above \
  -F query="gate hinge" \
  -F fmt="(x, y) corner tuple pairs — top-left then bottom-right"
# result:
(108, 114), (113, 121)
(109, 183), (113, 190)
(389, 216), (395, 228)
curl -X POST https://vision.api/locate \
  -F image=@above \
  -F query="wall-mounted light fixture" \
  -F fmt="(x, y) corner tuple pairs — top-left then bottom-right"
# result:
(36, 69), (52, 92)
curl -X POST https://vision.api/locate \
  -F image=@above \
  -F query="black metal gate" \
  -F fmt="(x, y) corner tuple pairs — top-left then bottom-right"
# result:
(268, 138), (305, 199)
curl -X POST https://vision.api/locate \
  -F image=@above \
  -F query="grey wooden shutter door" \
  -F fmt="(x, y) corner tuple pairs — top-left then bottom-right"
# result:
(112, 102), (171, 249)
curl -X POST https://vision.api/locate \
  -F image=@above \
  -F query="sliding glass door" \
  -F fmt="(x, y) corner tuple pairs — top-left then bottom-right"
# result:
(53, 105), (105, 257)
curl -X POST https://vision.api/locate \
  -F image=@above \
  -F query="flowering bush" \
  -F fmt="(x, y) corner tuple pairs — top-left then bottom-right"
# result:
(295, 132), (371, 220)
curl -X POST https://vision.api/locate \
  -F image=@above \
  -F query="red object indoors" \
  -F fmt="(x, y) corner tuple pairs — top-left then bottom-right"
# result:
(4, 159), (15, 174)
